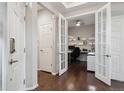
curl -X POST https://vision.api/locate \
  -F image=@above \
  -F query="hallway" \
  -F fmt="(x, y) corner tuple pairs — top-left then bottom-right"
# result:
(35, 61), (124, 91)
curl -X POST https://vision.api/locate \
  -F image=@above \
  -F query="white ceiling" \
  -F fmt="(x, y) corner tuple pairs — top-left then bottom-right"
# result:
(49, 2), (107, 17)
(61, 2), (88, 8)
(67, 2), (124, 28)
(68, 13), (95, 28)
(38, 3), (45, 12)
(38, 2), (124, 28)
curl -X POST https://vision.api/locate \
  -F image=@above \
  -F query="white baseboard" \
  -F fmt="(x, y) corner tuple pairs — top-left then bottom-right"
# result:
(38, 69), (41, 71)
(26, 84), (38, 91)
(38, 69), (58, 76)
(52, 72), (58, 75)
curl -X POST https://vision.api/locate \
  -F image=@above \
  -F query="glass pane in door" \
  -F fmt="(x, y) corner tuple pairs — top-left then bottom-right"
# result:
(61, 18), (66, 70)
(102, 8), (107, 77)
(61, 19), (65, 46)
(59, 14), (67, 76)
(98, 11), (102, 74)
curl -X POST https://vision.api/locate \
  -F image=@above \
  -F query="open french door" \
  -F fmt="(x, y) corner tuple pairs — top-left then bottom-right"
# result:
(59, 14), (68, 75)
(95, 3), (111, 86)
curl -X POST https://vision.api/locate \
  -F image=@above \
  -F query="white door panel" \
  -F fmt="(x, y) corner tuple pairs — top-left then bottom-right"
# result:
(39, 23), (53, 72)
(111, 16), (124, 81)
(95, 3), (111, 86)
(7, 3), (25, 90)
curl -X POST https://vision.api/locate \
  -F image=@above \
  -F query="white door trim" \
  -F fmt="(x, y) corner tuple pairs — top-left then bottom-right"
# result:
(0, 3), (7, 91)
(66, 10), (96, 19)
(26, 84), (38, 91)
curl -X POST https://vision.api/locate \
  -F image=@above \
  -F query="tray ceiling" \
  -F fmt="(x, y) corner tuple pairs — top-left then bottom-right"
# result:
(61, 2), (88, 8)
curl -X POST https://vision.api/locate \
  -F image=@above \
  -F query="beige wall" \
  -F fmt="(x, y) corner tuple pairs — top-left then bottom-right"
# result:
(68, 24), (95, 50)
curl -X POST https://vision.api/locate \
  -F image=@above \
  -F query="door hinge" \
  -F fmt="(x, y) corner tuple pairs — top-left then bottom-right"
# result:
(23, 79), (26, 85)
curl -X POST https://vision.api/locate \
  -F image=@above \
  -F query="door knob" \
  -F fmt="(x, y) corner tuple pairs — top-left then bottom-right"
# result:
(104, 55), (111, 57)
(10, 59), (18, 65)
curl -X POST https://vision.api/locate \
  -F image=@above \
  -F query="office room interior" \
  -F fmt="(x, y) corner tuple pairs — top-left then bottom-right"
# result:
(68, 13), (95, 71)
(1, 1), (124, 91)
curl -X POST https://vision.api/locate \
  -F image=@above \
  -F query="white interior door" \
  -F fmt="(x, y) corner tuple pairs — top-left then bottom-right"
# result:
(39, 23), (53, 72)
(111, 15), (124, 81)
(95, 3), (111, 86)
(59, 14), (68, 75)
(7, 3), (25, 90)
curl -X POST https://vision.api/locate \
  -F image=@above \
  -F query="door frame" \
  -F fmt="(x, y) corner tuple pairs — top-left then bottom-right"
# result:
(66, 12), (95, 72)
(67, 3), (111, 86)
(0, 3), (7, 90)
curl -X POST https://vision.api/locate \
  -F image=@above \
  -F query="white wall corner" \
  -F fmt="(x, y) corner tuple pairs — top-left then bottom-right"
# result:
(25, 84), (38, 91)
(52, 72), (58, 76)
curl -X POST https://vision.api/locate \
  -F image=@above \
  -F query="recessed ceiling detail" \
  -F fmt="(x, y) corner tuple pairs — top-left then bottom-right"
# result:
(61, 2), (88, 8)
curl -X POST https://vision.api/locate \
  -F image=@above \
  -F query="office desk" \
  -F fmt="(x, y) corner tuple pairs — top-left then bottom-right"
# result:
(77, 51), (88, 62)
(68, 50), (89, 62)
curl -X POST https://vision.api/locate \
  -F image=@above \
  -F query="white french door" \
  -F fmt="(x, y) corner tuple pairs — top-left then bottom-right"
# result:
(95, 3), (111, 86)
(59, 14), (68, 75)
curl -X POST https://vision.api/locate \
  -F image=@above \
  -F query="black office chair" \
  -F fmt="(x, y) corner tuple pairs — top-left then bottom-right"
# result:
(71, 47), (81, 62)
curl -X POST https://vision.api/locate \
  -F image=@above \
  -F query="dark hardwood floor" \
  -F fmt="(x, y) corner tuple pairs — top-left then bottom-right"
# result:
(35, 61), (124, 91)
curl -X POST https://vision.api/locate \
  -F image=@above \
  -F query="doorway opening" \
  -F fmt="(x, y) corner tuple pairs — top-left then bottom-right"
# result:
(66, 2), (124, 87)
(35, 2), (124, 91)
(37, 3), (56, 74)
(67, 13), (95, 74)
